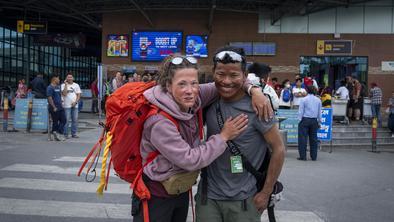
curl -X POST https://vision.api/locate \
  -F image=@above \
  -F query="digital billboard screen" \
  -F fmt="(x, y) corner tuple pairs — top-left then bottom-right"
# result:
(185, 35), (208, 58)
(253, 42), (276, 55)
(229, 42), (253, 55)
(107, 34), (129, 57)
(132, 31), (182, 61)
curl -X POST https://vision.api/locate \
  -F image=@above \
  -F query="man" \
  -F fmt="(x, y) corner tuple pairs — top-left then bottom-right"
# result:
(47, 74), (66, 141)
(351, 76), (362, 121)
(297, 85), (322, 161)
(248, 62), (279, 111)
(196, 46), (285, 222)
(31, 73), (47, 98)
(291, 74), (305, 89)
(61, 73), (81, 138)
(335, 80), (349, 100)
(90, 79), (99, 113)
(369, 82), (382, 127)
(292, 78), (307, 109)
(112, 71), (123, 92)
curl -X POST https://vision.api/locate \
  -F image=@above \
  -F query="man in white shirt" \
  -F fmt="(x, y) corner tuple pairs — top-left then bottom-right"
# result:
(292, 78), (307, 109)
(335, 80), (349, 100)
(61, 73), (81, 138)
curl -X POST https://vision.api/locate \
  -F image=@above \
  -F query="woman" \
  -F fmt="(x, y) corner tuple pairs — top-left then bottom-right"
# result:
(12, 79), (27, 107)
(132, 54), (271, 222)
(279, 79), (292, 109)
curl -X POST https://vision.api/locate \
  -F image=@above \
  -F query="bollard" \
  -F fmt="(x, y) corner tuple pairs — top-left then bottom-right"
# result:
(2, 97), (8, 132)
(27, 98), (33, 133)
(371, 117), (379, 153)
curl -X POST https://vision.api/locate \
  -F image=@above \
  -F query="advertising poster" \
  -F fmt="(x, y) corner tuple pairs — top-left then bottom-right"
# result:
(107, 35), (129, 57)
(277, 109), (300, 143)
(14, 99), (48, 130)
(185, 35), (208, 58)
(132, 31), (182, 61)
(317, 108), (333, 141)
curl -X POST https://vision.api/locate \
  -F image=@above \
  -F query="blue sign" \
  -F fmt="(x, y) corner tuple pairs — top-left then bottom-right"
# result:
(277, 109), (300, 143)
(185, 35), (208, 58)
(317, 108), (333, 141)
(14, 99), (48, 130)
(132, 31), (182, 61)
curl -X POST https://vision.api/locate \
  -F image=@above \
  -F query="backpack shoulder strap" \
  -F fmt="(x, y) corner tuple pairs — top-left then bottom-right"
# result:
(146, 104), (180, 131)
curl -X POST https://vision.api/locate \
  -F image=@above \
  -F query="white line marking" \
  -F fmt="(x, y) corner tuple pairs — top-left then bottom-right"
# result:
(1, 164), (118, 178)
(53, 156), (103, 163)
(0, 198), (130, 219)
(0, 178), (131, 194)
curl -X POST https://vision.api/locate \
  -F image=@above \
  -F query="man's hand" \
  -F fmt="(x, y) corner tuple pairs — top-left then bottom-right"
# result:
(53, 107), (57, 112)
(253, 191), (271, 213)
(71, 102), (77, 107)
(251, 88), (274, 122)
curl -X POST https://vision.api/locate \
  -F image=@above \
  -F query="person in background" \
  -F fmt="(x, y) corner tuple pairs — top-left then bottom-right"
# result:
(297, 85), (322, 161)
(128, 74), (134, 83)
(90, 79), (99, 113)
(387, 91), (394, 137)
(291, 74), (305, 89)
(16, 79), (27, 99)
(279, 79), (292, 109)
(351, 76), (362, 121)
(292, 78), (307, 109)
(271, 77), (282, 96)
(112, 71), (123, 92)
(62, 73), (81, 138)
(335, 80), (349, 100)
(248, 62), (279, 111)
(12, 79), (28, 107)
(369, 82), (383, 127)
(346, 76), (354, 120)
(31, 73), (47, 98)
(320, 87), (332, 108)
(47, 74), (66, 141)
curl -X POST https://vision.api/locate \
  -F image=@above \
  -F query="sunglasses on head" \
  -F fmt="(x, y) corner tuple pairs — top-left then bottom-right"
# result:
(171, 56), (198, 65)
(214, 51), (244, 62)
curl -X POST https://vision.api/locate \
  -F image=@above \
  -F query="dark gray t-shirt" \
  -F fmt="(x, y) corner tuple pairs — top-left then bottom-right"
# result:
(200, 96), (276, 200)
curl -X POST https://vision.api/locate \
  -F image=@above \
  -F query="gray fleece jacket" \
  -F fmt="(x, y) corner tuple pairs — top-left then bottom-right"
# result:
(141, 83), (227, 182)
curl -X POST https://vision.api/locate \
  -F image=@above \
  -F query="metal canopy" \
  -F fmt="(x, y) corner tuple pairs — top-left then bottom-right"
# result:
(0, 0), (380, 52)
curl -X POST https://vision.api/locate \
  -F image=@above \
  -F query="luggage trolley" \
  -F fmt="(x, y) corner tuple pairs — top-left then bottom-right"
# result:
(332, 98), (349, 125)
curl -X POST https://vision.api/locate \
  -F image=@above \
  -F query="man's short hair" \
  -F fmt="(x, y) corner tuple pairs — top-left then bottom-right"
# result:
(50, 74), (59, 81)
(213, 46), (247, 72)
(295, 78), (302, 83)
(247, 62), (271, 80)
(306, 85), (317, 95)
(272, 77), (278, 82)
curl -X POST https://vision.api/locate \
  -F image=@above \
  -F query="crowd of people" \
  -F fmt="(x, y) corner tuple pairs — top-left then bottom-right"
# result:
(25, 72), (81, 141)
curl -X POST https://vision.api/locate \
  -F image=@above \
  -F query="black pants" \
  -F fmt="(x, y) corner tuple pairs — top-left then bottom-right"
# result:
(298, 117), (319, 160)
(132, 191), (189, 222)
(49, 109), (66, 134)
(388, 113), (394, 133)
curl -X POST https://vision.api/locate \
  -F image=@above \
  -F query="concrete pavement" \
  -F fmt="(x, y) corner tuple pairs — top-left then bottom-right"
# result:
(0, 124), (394, 222)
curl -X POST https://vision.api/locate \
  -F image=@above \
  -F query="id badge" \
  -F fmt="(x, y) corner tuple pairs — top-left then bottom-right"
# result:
(230, 156), (244, 173)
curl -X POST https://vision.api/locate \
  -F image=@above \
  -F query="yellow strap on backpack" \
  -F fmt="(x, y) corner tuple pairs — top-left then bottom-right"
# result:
(97, 131), (112, 196)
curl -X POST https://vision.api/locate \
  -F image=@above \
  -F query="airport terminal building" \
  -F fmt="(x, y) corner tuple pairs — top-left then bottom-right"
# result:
(1, 0), (394, 102)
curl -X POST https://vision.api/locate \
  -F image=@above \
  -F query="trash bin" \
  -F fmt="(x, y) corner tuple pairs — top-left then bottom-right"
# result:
(279, 129), (288, 150)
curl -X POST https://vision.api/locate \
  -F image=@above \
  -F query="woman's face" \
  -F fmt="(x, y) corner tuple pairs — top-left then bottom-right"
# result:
(167, 68), (199, 112)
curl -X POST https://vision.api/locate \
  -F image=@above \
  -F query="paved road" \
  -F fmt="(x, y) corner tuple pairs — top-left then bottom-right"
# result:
(0, 127), (393, 222)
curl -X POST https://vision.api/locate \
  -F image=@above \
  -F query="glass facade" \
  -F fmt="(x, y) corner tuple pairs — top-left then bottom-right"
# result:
(300, 56), (368, 90)
(0, 26), (98, 90)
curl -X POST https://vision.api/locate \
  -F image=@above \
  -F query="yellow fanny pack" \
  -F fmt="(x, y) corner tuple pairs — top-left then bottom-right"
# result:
(161, 170), (200, 195)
